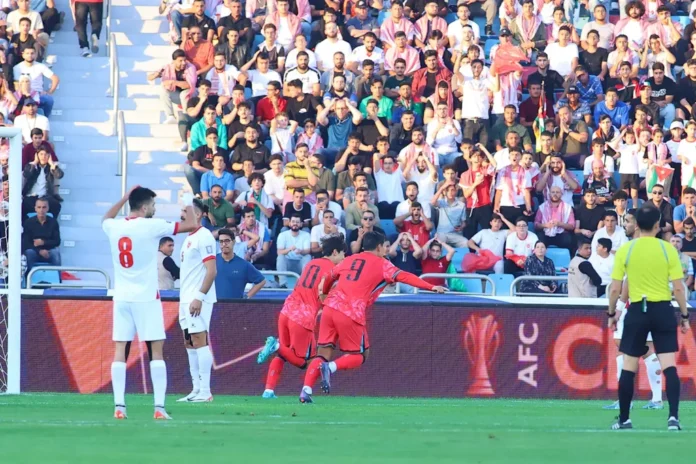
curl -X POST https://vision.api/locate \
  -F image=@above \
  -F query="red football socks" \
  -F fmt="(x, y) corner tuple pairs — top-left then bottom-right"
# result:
(265, 357), (285, 390)
(333, 354), (363, 371)
(277, 345), (307, 368)
(303, 357), (323, 387)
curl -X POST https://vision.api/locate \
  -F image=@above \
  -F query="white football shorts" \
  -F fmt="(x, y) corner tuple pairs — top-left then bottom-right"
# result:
(614, 304), (653, 342)
(112, 300), (166, 342)
(179, 301), (213, 334)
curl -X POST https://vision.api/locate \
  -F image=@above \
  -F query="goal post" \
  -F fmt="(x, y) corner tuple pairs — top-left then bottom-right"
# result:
(1, 126), (25, 394)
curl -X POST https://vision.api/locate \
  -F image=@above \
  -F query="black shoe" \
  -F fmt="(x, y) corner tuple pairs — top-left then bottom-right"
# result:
(485, 25), (494, 36)
(668, 417), (681, 431)
(611, 418), (633, 430)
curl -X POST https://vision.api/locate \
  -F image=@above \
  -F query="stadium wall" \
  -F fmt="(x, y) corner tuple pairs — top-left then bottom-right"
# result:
(18, 292), (696, 399)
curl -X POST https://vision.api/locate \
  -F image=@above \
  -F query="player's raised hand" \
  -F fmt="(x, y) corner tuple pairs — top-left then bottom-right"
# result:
(432, 286), (446, 294)
(190, 299), (202, 317)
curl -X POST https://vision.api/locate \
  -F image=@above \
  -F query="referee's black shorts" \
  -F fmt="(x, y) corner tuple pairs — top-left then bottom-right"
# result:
(620, 301), (679, 357)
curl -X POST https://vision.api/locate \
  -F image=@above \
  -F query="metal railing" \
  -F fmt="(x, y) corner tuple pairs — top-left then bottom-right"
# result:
(415, 273), (496, 296)
(27, 267), (111, 289)
(108, 32), (119, 133)
(104, 0), (112, 55)
(260, 271), (300, 291)
(511, 276), (569, 297)
(116, 110), (128, 215)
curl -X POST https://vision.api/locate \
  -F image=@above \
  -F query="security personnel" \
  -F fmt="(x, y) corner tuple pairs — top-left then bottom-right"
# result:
(608, 204), (690, 431)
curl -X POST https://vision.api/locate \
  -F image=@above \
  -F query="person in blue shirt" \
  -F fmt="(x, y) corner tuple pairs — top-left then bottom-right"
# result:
(215, 228), (266, 299)
(593, 88), (630, 130)
(200, 153), (235, 201)
(317, 95), (363, 166)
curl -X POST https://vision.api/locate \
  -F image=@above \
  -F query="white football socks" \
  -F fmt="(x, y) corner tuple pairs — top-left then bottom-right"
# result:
(644, 353), (662, 402)
(111, 361), (126, 406)
(328, 361), (337, 373)
(196, 345), (213, 396)
(150, 360), (167, 407)
(616, 355), (624, 382)
(186, 348), (200, 392)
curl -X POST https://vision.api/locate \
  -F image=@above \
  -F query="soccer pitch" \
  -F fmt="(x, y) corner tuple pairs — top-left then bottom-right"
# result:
(0, 395), (694, 463)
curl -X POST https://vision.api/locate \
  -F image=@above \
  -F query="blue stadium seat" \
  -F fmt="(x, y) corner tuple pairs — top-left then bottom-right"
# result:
(379, 219), (398, 240)
(568, 170), (585, 192)
(676, 15), (690, 28)
(483, 38), (499, 57)
(462, 277), (493, 295)
(489, 273), (515, 296)
(546, 248), (571, 273)
(30, 269), (61, 286)
(377, 11), (391, 26)
(452, 247), (469, 272)
(445, 12), (457, 24)
(26, 212), (54, 218)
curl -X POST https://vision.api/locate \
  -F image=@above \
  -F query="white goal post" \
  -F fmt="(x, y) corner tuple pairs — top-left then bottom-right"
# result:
(2, 126), (25, 394)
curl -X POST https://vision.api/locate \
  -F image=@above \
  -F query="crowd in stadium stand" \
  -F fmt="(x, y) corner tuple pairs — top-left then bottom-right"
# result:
(148, 0), (696, 296)
(0, 0), (100, 282)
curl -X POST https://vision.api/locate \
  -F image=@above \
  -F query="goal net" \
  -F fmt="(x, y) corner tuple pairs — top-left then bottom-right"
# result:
(0, 127), (26, 394)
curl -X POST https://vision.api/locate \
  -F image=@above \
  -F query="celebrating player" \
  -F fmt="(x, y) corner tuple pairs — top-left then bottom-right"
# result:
(299, 231), (446, 403)
(177, 200), (218, 403)
(102, 186), (196, 420)
(256, 233), (347, 399)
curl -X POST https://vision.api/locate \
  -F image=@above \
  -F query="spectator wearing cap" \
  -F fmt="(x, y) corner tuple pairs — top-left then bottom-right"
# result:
(187, 127), (229, 195)
(572, 64), (604, 108)
(647, 62), (677, 130)
(14, 99), (49, 144)
(13, 74), (40, 117)
(345, 1), (380, 48)
(594, 87), (629, 130)
(555, 85), (592, 126)
(147, 49), (197, 125)
(384, 31), (420, 76)
(508, 0), (547, 59)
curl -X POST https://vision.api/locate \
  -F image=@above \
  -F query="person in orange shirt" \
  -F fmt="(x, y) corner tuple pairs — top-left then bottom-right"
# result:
(182, 25), (214, 77)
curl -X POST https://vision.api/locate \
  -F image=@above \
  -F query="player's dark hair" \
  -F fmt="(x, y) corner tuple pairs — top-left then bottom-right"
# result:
(321, 233), (347, 257)
(636, 203), (661, 231)
(159, 237), (174, 247)
(362, 231), (386, 251)
(218, 228), (235, 241)
(598, 237), (613, 253)
(192, 198), (208, 215)
(128, 187), (156, 211)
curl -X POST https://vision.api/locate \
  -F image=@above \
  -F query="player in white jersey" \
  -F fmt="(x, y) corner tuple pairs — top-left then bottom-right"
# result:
(177, 199), (218, 402)
(102, 186), (196, 420)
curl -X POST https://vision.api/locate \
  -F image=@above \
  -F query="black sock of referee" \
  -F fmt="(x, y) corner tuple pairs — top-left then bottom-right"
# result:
(618, 370), (636, 423)
(663, 366), (680, 420)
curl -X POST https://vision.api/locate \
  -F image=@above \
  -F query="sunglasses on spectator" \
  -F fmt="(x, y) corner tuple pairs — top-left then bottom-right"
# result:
(362, 217), (374, 221)
(652, 190), (663, 195)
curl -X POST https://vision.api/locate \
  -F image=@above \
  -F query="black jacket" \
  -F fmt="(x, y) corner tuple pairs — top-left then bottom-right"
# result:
(22, 216), (61, 252)
(22, 162), (63, 197)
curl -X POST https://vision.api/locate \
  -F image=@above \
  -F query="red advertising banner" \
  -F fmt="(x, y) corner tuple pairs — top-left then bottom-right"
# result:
(19, 297), (696, 399)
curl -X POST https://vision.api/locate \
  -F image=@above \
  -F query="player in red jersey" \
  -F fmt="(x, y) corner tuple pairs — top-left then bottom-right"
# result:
(256, 234), (347, 398)
(299, 231), (446, 403)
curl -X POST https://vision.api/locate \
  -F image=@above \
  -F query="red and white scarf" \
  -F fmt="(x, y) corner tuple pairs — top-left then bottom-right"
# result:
(427, 81), (454, 118)
(538, 200), (572, 237)
(402, 142), (436, 170)
(499, 164), (528, 206)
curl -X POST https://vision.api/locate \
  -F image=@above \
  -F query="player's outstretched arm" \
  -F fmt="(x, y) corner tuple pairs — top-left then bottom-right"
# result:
(394, 270), (445, 293)
(102, 185), (139, 222)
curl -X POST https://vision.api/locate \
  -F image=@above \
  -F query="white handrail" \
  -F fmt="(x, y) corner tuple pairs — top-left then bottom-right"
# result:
(415, 273), (496, 296)
(104, 0), (112, 55)
(116, 110), (128, 215)
(27, 266), (112, 289)
(109, 33), (118, 132)
(511, 275), (568, 297)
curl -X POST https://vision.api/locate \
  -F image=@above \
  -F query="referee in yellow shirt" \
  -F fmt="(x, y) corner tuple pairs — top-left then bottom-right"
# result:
(608, 204), (690, 431)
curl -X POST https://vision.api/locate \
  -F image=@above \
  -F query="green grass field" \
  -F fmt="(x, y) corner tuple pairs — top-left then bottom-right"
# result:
(1, 394), (694, 463)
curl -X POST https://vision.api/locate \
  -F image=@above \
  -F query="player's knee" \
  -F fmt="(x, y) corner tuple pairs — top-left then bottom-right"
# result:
(190, 331), (208, 349)
(148, 340), (165, 361)
(113, 341), (128, 362)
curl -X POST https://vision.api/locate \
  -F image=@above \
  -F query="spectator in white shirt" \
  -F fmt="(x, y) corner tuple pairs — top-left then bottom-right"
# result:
(12, 46), (58, 117)
(276, 214), (312, 287)
(263, 154), (286, 208)
(544, 25), (579, 78)
(591, 210), (628, 256)
(315, 22), (353, 72)
(467, 213), (513, 273)
(14, 99), (49, 143)
(285, 34), (317, 70)
(310, 209), (346, 255)
(588, 237), (614, 296)
(396, 181), (433, 219)
(347, 32), (384, 76)
(426, 101), (463, 166)
(504, 217), (539, 275)
(373, 152), (405, 220)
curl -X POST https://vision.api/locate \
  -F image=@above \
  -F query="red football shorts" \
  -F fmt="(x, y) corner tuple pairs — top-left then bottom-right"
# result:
(278, 313), (316, 360)
(317, 307), (369, 353)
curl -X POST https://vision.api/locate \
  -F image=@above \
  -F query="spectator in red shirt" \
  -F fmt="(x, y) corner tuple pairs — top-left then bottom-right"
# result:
(460, 145), (497, 241)
(21, 128), (57, 168)
(420, 236), (455, 286)
(256, 80), (287, 134)
(394, 201), (433, 248)
(519, 80), (555, 133)
(182, 25), (215, 76)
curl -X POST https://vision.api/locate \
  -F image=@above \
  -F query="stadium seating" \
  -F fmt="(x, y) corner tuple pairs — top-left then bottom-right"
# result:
(488, 273), (515, 296)
(29, 269), (62, 287)
(379, 219), (398, 241)
(452, 247), (469, 272)
(546, 248), (571, 274)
